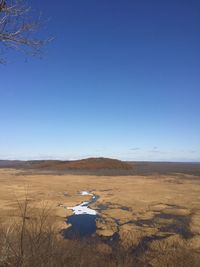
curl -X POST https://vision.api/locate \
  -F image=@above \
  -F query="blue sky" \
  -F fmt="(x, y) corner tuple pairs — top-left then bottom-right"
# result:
(0, 0), (200, 161)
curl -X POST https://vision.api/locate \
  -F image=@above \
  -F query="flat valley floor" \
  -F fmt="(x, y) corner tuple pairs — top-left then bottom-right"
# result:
(1, 168), (200, 264)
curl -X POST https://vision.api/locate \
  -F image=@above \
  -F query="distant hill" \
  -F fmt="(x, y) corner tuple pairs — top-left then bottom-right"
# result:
(1, 159), (200, 176)
(59, 158), (133, 170)
(0, 158), (133, 171)
(0, 160), (24, 168)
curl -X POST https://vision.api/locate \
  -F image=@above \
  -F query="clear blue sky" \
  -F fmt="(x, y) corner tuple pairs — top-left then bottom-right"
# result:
(0, 0), (200, 161)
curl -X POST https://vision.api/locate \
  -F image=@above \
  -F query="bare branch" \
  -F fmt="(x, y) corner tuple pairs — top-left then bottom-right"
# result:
(0, 0), (51, 63)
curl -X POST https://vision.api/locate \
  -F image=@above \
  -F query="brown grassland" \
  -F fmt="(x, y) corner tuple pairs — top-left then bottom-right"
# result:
(0, 165), (200, 266)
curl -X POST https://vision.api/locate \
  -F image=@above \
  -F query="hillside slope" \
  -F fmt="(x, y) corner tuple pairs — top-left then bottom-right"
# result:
(25, 158), (133, 170)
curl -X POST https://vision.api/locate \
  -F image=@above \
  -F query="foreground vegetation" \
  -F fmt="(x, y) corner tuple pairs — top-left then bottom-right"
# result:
(0, 200), (200, 267)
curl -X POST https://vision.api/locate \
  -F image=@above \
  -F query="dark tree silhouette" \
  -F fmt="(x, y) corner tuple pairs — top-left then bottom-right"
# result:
(0, 0), (50, 63)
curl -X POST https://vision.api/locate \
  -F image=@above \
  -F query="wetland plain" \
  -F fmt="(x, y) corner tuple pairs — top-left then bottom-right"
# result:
(0, 159), (200, 266)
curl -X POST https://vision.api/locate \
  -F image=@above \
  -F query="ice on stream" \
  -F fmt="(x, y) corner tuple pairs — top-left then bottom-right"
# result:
(67, 191), (97, 216)
(80, 191), (93, 196)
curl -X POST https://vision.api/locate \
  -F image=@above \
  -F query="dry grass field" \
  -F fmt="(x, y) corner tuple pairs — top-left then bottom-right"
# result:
(0, 164), (200, 266)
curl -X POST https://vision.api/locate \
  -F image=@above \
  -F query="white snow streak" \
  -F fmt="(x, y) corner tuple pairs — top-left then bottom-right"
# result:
(67, 191), (97, 215)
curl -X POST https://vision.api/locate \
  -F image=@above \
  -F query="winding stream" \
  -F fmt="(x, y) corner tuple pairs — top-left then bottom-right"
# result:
(62, 191), (192, 249)
(63, 191), (99, 238)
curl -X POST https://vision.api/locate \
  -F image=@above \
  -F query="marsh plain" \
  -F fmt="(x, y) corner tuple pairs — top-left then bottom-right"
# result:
(0, 160), (200, 266)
